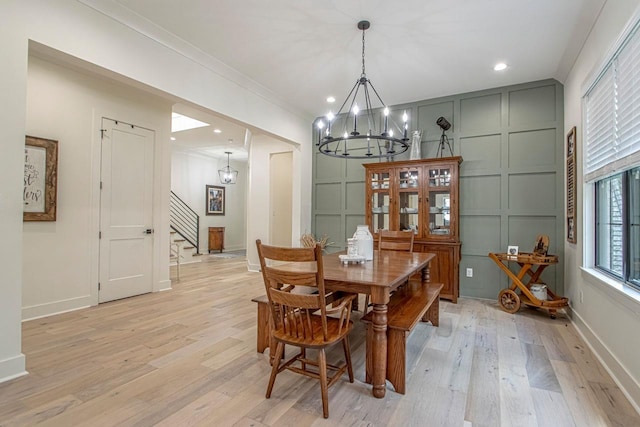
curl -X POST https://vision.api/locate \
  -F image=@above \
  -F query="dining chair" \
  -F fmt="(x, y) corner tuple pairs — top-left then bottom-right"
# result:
(378, 229), (415, 253)
(363, 230), (415, 312)
(256, 239), (356, 419)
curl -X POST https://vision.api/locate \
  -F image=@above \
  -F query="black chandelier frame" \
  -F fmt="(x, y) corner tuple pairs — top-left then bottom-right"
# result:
(316, 20), (410, 159)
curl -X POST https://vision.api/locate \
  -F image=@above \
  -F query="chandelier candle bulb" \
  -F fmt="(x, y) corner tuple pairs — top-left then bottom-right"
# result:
(383, 107), (389, 134)
(352, 104), (359, 135)
(317, 121), (324, 145)
(403, 111), (408, 139)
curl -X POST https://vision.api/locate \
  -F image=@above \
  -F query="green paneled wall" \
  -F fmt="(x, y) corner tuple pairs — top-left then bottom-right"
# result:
(312, 79), (564, 299)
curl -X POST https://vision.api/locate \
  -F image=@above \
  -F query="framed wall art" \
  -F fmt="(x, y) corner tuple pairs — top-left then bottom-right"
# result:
(566, 126), (577, 243)
(24, 135), (58, 221)
(206, 185), (225, 215)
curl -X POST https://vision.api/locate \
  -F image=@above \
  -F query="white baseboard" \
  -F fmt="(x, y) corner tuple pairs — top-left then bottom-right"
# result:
(176, 259), (201, 265)
(572, 309), (640, 415)
(156, 279), (172, 292)
(0, 354), (27, 384)
(22, 295), (91, 321)
(247, 262), (260, 272)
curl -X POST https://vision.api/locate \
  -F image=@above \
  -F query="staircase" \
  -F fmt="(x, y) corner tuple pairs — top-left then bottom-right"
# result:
(170, 191), (202, 266)
(170, 230), (200, 266)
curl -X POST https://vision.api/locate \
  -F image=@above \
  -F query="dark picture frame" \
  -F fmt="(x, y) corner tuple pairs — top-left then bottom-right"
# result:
(206, 185), (225, 215)
(24, 135), (58, 221)
(566, 126), (577, 243)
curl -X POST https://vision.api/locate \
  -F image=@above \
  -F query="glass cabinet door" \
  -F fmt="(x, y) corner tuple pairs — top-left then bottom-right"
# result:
(370, 171), (391, 233)
(397, 168), (420, 235)
(370, 190), (390, 232)
(427, 167), (452, 237)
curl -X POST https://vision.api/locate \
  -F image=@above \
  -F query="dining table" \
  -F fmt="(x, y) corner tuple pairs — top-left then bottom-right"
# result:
(322, 250), (435, 398)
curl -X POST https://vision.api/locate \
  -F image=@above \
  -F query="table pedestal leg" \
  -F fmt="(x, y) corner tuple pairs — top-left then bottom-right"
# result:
(371, 302), (388, 398)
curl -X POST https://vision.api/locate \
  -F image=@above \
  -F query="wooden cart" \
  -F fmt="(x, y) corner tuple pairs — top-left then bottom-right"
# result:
(488, 252), (568, 318)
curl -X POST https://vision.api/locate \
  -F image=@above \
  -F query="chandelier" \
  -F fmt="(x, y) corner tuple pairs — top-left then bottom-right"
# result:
(316, 20), (410, 159)
(218, 151), (238, 184)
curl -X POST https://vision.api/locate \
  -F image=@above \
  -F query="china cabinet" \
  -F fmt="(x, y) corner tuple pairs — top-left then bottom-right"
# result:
(364, 157), (462, 302)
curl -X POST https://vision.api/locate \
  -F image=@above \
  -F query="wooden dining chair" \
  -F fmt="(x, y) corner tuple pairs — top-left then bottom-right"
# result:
(378, 229), (415, 253)
(363, 230), (416, 312)
(255, 239), (356, 419)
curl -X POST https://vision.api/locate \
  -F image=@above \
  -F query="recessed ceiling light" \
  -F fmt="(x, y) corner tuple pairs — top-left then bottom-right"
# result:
(171, 112), (209, 133)
(213, 129), (222, 133)
(170, 137), (176, 141)
(494, 62), (508, 71)
(228, 138), (234, 144)
(326, 96), (336, 103)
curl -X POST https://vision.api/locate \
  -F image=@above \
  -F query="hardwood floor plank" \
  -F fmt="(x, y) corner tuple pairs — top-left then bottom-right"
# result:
(551, 359), (610, 426)
(555, 322), (613, 384)
(464, 324), (500, 427)
(523, 343), (562, 392)
(133, 388), (228, 427)
(515, 315), (543, 345)
(530, 388), (576, 427)
(498, 362), (538, 427)
(540, 325), (576, 363)
(589, 381), (640, 427)
(426, 311), (459, 352)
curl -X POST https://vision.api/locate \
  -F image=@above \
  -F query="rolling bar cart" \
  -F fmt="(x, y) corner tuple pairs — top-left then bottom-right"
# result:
(488, 252), (568, 318)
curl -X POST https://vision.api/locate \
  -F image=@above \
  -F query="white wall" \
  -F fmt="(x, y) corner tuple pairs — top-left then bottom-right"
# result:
(0, 3), (29, 382)
(0, 0), (311, 383)
(563, 0), (640, 411)
(171, 150), (247, 252)
(23, 55), (173, 320)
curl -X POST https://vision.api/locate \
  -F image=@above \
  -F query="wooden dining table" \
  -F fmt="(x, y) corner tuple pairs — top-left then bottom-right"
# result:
(322, 250), (435, 398)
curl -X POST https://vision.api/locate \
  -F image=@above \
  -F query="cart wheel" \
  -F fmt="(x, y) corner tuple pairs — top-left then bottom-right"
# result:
(498, 289), (521, 314)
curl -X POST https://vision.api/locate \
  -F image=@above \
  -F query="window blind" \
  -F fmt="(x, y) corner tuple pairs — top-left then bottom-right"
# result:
(585, 23), (640, 182)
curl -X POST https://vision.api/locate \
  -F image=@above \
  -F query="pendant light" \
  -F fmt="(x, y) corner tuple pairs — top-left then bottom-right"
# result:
(218, 151), (238, 184)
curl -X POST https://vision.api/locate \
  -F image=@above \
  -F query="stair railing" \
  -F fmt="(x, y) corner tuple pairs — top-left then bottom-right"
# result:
(170, 191), (200, 253)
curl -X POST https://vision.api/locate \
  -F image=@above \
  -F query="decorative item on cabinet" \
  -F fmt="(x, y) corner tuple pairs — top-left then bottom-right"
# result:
(410, 130), (422, 160)
(208, 227), (225, 253)
(364, 157), (462, 302)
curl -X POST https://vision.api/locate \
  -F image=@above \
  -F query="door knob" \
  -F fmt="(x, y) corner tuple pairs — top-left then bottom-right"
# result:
(143, 228), (154, 234)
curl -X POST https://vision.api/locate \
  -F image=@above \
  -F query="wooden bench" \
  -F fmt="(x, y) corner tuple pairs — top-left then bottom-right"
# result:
(361, 281), (443, 394)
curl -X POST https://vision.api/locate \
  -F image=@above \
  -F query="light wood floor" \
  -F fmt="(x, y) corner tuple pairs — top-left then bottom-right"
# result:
(1, 255), (638, 426)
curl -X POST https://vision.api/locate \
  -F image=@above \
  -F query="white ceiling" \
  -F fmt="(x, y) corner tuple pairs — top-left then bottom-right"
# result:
(171, 103), (250, 160)
(113, 0), (605, 159)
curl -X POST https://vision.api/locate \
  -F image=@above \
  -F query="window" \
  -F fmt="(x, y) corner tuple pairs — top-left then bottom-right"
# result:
(631, 168), (640, 286)
(585, 19), (640, 290)
(595, 168), (640, 289)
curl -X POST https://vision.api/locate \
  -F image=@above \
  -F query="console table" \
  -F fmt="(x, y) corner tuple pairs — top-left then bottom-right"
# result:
(208, 227), (225, 253)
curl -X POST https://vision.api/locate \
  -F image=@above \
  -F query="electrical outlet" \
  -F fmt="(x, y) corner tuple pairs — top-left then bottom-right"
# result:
(466, 268), (473, 278)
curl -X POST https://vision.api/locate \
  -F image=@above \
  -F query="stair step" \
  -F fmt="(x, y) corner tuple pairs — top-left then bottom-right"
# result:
(192, 253), (203, 257)
(184, 246), (195, 250)
(174, 239), (186, 243)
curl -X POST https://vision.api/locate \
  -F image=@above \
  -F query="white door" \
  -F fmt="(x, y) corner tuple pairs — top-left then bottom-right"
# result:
(269, 151), (293, 246)
(99, 118), (155, 303)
